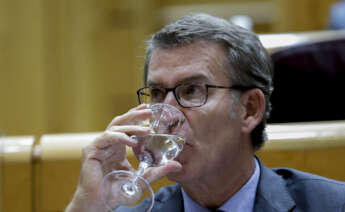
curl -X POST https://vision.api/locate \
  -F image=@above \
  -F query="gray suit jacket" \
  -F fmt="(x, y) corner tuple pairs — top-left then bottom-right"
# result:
(118, 159), (345, 211)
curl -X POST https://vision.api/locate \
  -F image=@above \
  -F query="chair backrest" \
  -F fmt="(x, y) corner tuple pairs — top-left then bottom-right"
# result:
(268, 38), (345, 123)
(0, 136), (35, 212)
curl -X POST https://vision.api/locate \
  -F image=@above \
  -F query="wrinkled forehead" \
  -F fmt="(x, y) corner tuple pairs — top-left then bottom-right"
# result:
(146, 40), (231, 87)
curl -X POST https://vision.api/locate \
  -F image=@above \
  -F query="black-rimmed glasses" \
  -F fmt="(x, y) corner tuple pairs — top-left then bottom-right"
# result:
(136, 83), (254, 108)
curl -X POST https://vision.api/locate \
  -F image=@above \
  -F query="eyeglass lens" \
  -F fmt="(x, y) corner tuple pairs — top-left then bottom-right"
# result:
(139, 84), (207, 107)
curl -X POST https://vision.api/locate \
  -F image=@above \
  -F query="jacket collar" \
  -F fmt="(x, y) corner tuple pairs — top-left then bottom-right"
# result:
(254, 158), (296, 212)
(152, 158), (296, 212)
(152, 184), (184, 212)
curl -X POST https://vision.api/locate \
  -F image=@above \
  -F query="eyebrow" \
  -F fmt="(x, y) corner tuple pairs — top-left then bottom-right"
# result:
(147, 74), (210, 87)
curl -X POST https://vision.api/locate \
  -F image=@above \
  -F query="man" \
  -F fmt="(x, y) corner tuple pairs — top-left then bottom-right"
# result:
(66, 14), (345, 212)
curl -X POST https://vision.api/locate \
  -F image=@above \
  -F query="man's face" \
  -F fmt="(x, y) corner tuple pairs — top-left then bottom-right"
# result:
(147, 40), (251, 184)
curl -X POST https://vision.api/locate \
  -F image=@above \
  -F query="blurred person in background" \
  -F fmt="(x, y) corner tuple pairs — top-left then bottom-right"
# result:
(65, 13), (345, 212)
(329, 0), (345, 29)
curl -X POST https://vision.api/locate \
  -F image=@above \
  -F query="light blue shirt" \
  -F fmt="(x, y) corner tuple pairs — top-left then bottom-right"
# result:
(181, 158), (260, 212)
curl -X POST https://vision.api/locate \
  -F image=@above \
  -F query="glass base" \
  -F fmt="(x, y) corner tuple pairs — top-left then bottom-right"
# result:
(99, 170), (154, 212)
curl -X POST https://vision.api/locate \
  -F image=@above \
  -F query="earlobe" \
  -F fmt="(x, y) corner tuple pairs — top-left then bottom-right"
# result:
(240, 89), (265, 134)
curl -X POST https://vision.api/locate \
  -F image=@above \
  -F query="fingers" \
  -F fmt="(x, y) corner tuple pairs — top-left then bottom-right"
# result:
(69, 105), (155, 212)
(90, 126), (151, 159)
(84, 123), (151, 167)
(83, 132), (135, 172)
(94, 130), (138, 150)
(142, 161), (183, 184)
(107, 104), (152, 129)
(128, 103), (149, 112)
(107, 125), (152, 139)
(82, 105), (153, 173)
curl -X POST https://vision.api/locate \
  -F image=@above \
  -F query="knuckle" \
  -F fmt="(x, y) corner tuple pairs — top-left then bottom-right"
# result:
(81, 145), (95, 161)
(102, 130), (127, 144)
(107, 115), (124, 129)
(102, 131), (114, 141)
(128, 107), (137, 112)
(113, 115), (123, 123)
(106, 125), (116, 132)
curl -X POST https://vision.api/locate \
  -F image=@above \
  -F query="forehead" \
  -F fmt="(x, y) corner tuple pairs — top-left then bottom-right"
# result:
(147, 40), (231, 87)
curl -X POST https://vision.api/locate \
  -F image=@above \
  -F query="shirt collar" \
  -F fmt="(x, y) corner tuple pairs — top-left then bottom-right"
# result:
(182, 158), (260, 212)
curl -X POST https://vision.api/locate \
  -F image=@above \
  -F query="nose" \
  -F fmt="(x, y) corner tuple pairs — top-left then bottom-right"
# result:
(163, 91), (179, 107)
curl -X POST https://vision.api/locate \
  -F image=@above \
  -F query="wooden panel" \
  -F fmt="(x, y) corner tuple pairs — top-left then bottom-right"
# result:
(257, 150), (306, 170)
(0, 138), (2, 212)
(34, 133), (99, 212)
(274, 0), (315, 32)
(259, 30), (345, 54)
(42, 0), (139, 134)
(157, 0), (268, 7)
(258, 121), (345, 181)
(1, 0), (341, 138)
(274, 0), (339, 32)
(314, 0), (339, 29)
(0, 136), (34, 212)
(157, 0), (339, 33)
(157, 1), (275, 26)
(0, 0), (153, 137)
(304, 147), (345, 181)
(0, 0), (45, 136)
(257, 147), (345, 181)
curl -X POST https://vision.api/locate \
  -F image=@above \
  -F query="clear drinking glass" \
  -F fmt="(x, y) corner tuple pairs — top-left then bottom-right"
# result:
(99, 103), (186, 211)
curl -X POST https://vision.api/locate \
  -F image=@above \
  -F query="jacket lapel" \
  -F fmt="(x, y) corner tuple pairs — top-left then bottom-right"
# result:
(254, 159), (296, 212)
(152, 184), (184, 212)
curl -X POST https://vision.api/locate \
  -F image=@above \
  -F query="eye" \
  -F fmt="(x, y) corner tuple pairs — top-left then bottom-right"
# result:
(150, 88), (165, 102)
(185, 85), (198, 95)
(180, 84), (204, 99)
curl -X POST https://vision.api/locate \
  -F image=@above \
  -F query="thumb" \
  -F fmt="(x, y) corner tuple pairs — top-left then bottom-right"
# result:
(143, 161), (182, 183)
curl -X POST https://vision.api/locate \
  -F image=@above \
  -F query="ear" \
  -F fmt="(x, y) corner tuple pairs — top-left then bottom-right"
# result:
(239, 88), (266, 134)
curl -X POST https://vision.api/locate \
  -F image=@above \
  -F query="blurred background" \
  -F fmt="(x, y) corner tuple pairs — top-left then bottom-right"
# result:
(0, 0), (342, 137)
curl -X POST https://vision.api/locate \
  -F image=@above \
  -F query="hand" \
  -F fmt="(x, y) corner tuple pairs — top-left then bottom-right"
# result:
(65, 104), (152, 212)
(65, 104), (182, 212)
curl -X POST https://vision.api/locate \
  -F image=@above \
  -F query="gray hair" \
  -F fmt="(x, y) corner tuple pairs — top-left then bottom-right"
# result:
(143, 13), (273, 149)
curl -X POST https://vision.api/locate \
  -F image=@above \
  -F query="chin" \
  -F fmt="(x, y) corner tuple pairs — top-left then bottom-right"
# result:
(167, 161), (195, 184)
(168, 145), (196, 183)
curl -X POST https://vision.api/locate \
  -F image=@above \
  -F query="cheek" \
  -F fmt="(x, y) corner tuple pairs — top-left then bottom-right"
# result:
(187, 106), (231, 139)
(184, 109), (212, 142)
(186, 104), (241, 161)
(181, 95), (238, 146)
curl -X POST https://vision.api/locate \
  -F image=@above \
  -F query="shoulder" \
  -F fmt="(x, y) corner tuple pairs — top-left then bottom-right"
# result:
(273, 167), (345, 191)
(273, 167), (345, 211)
